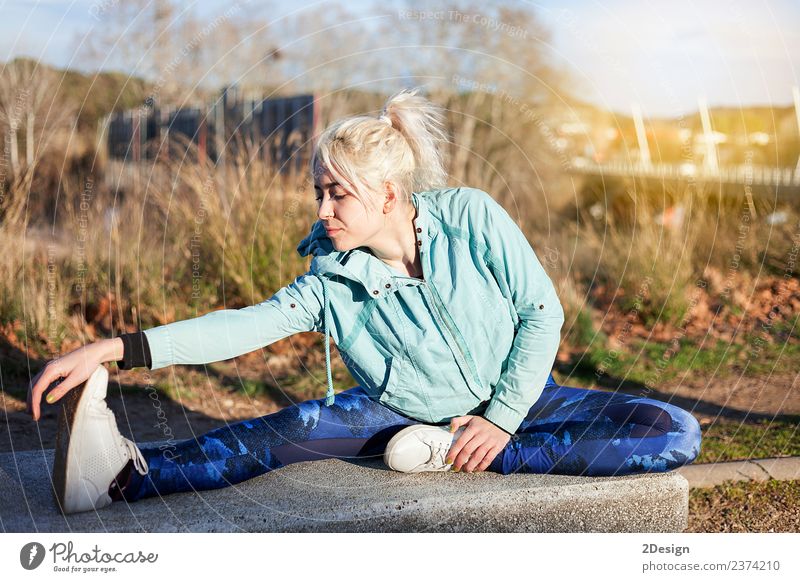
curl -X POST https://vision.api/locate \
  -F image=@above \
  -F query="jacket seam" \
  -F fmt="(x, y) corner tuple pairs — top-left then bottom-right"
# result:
(339, 298), (378, 352)
(143, 327), (174, 370)
(435, 214), (546, 319)
(483, 398), (523, 435)
(426, 216), (503, 394)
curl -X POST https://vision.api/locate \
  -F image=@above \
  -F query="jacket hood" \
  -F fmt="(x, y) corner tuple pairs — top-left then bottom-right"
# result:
(296, 192), (427, 297)
(296, 220), (398, 299)
(296, 219), (334, 258)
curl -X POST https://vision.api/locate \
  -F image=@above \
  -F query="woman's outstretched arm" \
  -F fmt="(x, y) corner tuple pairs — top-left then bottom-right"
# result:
(27, 273), (324, 421)
(115, 332), (152, 370)
(141, 273), (324, 369)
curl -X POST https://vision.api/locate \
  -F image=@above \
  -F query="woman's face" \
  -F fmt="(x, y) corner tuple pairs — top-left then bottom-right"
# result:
(313, 164), (384, 252)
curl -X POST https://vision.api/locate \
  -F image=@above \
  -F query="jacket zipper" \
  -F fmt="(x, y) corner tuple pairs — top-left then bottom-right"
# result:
(419, 280), (484, 398)
(414, 226), (483, 399)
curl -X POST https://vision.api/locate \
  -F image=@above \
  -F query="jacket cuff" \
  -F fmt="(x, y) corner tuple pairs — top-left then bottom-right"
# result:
(482, 399), (524, 436)
(116, 332), (152, 370)
(482, 414), (514, 436)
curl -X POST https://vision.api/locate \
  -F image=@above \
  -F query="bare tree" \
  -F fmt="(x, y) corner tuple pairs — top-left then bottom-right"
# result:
(76, 0), (285, 107)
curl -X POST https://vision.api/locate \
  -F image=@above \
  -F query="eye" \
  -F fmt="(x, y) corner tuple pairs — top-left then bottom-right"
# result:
(316, 191), (344, 203)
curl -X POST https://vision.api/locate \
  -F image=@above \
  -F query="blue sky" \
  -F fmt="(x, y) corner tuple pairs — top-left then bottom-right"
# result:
(2, 0), (798, 116)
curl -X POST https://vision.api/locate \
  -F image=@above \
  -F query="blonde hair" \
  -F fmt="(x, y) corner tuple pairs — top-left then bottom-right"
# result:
(310, 87), (449, 210)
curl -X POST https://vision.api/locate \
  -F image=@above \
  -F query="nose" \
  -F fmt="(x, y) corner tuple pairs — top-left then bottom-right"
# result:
(317, 195), (334, 221)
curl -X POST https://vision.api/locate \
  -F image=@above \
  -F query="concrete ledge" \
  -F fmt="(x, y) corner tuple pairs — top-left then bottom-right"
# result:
(677, 457), (800, 488)
(1, 446), (689, 533)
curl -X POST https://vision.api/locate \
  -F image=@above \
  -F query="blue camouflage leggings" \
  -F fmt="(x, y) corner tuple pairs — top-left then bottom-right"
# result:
(120, 373), (702, 502)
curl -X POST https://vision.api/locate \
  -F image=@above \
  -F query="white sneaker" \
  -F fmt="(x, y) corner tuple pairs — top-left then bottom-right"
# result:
(384, 424), (466, 473)
(52, 365), (149, 515)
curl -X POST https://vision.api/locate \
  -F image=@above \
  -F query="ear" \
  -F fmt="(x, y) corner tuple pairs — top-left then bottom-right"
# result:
(382, 180), (400, 214)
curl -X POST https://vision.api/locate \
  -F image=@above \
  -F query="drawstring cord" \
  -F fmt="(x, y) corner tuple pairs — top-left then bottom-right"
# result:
(319, 275), (335, 406)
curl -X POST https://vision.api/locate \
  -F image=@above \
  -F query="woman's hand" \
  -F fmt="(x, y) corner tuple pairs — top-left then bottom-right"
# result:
(27, 338), (123, 422)
(446, 414), (511, 473)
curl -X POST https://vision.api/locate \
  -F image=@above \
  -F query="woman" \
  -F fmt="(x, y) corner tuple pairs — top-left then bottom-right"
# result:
(27, 88), (702, 516)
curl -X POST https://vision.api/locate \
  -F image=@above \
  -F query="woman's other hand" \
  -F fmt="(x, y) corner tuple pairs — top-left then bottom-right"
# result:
(446, 414), (511, 473)
(26, 338), (124, 422)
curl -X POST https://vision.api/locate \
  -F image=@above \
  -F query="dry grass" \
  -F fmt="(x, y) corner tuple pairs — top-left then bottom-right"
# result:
(688, 479), (800, 532)
(1, 142), (316, 358)
(1, 92), (797, 375)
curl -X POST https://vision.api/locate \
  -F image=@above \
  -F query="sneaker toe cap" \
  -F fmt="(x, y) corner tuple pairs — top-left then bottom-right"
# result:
(384, 438), (433, 472)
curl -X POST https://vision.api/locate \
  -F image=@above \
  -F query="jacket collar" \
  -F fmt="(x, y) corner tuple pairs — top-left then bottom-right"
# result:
(296, 191), (429, 299)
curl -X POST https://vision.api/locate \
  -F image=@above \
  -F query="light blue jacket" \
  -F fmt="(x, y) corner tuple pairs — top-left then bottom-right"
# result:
(142, 186), (565, 434)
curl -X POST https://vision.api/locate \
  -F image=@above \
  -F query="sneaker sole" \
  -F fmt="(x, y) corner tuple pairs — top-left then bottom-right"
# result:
(52, 366), (108, 515)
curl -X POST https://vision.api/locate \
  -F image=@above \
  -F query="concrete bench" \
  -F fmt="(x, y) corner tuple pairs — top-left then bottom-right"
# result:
(1, 444), (689, 532)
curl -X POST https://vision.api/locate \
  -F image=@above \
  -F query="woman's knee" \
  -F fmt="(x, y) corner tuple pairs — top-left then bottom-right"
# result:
(636, 399), (702, 465)
(668, 405), (702, 464)
(607, 397), (702, 465)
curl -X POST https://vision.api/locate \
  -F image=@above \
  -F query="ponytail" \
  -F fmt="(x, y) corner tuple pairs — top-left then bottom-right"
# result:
(379, 87), (449, 192)
(311, 87), (449, 209)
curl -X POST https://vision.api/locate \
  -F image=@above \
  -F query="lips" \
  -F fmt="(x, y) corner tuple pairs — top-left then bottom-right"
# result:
(325, 227), (341, 235)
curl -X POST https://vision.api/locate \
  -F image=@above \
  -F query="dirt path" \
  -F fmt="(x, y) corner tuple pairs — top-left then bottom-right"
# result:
(603, 371), (799, 425)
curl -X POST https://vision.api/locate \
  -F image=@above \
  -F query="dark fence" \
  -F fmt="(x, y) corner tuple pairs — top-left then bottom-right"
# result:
(102, 89), (319, 173)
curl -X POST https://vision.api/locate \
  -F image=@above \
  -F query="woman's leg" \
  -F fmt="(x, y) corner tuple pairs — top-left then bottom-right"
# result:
(116, 386), (418, 502)
(488, 374), (702, 476)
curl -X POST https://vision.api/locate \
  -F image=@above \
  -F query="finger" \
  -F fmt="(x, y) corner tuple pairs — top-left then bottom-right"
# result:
(464, 443), (494, 472)
(449, 416), (470, 432)
(452, 434), (482, 471)
(476, 447), (501, 473)
(31, 366), (63, 422)
(44, 372), (87, 406)
(446, 431), (468, 467)
(26, 369), (44, 415)
(446, 422), (478, 467)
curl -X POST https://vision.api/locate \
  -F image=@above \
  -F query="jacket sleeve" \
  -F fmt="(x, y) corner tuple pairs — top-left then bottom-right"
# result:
(142, 273), (325, 370)
(467, 189), (565, 435)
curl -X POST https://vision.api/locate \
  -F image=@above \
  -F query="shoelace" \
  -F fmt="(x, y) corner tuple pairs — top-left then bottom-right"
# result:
(122, 437), (149, 475)
(421, 441), (451, 470)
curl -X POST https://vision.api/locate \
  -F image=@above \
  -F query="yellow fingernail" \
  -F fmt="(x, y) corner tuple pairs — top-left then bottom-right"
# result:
(46, 394), (55, 404)
(453, 466), (460, 472)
